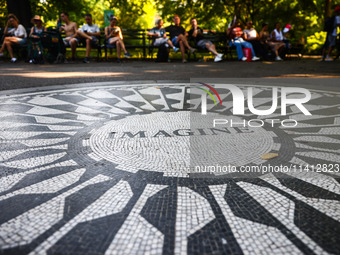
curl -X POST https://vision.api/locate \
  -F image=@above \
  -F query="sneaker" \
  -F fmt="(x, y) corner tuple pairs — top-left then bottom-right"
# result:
(217, 53), (223, 58)
(29, 59), (34, 64)
(0, 52), (4, 57)
(275, 56), (283, 61)
(10, 58), (17, 63)
(173, 47), (179, 53)
(83, 57), (90, 63)
(214, 55), (222, 62)
(182, 59), (188, 63)
(325, 57), (334, 61)
(189, 48), (196, 54)
(124, 52), (132, 58)
(252, 56), (260, 61)
(241, 57), (247, 61)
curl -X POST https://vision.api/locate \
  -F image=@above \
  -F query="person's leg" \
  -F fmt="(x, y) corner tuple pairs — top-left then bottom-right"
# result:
(0, 37), (18, 58)
(167, 39), (175, 48)
(177, 34), (194, 50)
(6, 41), (14, 59)
(0, 38), (9, 53)
(233, 41), (244, 60)
(116, 41), (121, 58)
(327, 46), (333, 57)
(179, 40), (186, 60)
(118, 38), (128, 53)
(76, 31), (92, 40)
(85, 38), (91, 58)
(206, 43), (218, 56)
(241, 41), (256, 57)
(70, 38), (77, 59)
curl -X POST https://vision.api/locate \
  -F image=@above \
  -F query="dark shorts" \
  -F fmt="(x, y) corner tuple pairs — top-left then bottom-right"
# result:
(80, 36), (98, 46)
(197, 39), (213, 49)
(17, 37), (27, 46)
(171, 36), (178, 46)
(323, 34), (337, 48)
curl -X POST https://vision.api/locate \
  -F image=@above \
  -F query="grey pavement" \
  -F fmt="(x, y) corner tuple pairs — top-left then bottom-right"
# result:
(0, 58), (340, 91)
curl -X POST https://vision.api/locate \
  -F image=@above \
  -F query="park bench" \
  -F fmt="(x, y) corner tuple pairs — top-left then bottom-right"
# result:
(147, 30), (233, 61)
(187, 31), (234, 60)
(103, 29), (146, 60)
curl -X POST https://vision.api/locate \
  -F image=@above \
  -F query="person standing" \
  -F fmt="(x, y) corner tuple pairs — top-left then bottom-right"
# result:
(0, 14), (27, 63)
(321, 6), (340, 61)
(166, 15), (196, 63)
(188, 18), (223, 62)
(28, 15), (46, 63)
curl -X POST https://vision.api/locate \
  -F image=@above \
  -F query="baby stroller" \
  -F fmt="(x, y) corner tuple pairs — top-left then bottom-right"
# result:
(40, 27), (66, 63)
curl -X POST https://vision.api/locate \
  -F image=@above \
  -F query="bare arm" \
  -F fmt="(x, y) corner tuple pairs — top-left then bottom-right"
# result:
(105, 27), (110, 40)
(271, 31), (277, 41)
(118, 28), (123, 40)
(4, 20), (10, 35)
(70, 23), (78, 38)
(191, 27), (198, 38)
(89, 31), (100, 37)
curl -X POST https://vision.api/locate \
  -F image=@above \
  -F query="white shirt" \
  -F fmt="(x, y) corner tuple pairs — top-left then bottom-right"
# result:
(80, 24), (100, 33)
(9, 24), (27, 38)
(273, 29), (283, 41)
(332, 16), (340, 36)
(243, 28), (257, 39)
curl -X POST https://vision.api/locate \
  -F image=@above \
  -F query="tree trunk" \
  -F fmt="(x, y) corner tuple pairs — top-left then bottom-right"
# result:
(325, 0), (331, 18)
(6, 0), (32, 28)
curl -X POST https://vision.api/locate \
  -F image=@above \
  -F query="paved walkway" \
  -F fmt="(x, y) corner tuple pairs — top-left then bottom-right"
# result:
(1, 59), (340, 90)
(0, 63), (339, 254)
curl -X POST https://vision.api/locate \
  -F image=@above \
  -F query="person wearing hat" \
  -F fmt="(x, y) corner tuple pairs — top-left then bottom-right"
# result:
(322, 6), (340, 61)
(0, 13), (27, 63)
(105, 16), (132, 62)
(28, 15), (46, 63)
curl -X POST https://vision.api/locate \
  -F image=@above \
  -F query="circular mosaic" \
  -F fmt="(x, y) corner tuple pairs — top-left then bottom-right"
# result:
(89, 111), (277, 176)
(0, 82), (339, 255)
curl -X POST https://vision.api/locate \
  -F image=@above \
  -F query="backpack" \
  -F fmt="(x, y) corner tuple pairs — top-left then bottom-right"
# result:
(324, 16), (335, 33)
(156, 44), (169, 62)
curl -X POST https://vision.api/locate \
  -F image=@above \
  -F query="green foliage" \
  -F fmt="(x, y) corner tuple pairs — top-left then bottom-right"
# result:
(2, 0), (340, 53)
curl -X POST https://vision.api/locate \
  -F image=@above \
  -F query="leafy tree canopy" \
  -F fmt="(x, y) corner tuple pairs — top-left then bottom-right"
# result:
(1, 0), (339, 53)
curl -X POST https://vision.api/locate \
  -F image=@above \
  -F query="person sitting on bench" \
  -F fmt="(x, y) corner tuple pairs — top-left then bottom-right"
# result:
(0, 13), (27, 63)
(166, 15), (196, 63)
(147, 19), (178, 52)
(28, 15), (46, 63)
(75, 14), (100, 63)
(105, 16), (131, 62)
(59, 12), (78, 62)
(188, 18), (223, 62)
(227, 20), (260, 61)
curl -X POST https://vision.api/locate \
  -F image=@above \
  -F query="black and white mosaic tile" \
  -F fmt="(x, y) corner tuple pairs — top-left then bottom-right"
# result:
(0, 82), (339, 255)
